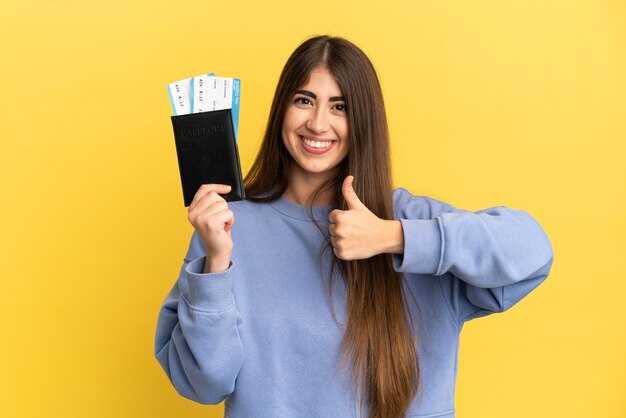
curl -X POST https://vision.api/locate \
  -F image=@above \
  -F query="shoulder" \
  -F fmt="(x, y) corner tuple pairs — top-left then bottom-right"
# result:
(392, 187), (454, 220)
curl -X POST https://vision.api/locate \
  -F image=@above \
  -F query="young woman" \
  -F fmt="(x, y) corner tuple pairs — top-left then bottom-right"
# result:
(155, 35), (554, 418)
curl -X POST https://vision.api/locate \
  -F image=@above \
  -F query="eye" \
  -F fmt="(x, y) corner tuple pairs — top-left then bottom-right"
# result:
(333, 104), (347, 112)
(294, 96), (311, 106)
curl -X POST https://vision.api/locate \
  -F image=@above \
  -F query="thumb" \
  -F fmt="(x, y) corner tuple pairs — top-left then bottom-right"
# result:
(342, 175), (367, 211)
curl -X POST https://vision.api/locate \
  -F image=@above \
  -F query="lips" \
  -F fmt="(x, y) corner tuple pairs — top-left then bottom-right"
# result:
(299, 135), (336, 154)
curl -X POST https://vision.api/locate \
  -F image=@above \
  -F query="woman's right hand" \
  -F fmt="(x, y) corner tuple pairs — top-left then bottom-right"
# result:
(187, 184), (234, 273)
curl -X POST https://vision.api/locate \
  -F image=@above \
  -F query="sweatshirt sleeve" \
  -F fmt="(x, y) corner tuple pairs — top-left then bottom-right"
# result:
(154, 231), (244, 404)
(392, 188), (554, 324)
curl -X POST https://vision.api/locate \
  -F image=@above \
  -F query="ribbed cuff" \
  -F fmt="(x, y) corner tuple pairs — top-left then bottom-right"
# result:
(184, 256), (234, 311)
(392, 218), (443, 275)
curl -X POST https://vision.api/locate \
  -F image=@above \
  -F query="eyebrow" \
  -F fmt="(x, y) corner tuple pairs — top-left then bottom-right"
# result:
(294, 90), (345, 102)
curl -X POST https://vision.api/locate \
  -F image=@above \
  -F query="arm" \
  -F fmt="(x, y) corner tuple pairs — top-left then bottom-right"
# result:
(154, 231), (244, 404)
(392, 188), (554, 323)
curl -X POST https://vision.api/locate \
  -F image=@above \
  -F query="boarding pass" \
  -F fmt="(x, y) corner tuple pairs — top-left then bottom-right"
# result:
(168, 73), (241, 139)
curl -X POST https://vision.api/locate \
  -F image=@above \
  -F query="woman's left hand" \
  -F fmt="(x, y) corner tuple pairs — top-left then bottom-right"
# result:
(328, 176), (404, 260)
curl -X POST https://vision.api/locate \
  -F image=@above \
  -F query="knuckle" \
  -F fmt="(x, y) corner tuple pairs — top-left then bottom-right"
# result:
(212, 200), (226, 211)
(198, 213), (211, 228)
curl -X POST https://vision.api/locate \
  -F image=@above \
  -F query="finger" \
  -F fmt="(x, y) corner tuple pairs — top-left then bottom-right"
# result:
(190, 184), (231, 209)
(329, 223), (336, 236)
(215, 208), (234, 225)
(203, 200), (229, 217)
(188, 197), (229, 229)
(333, 245), (348, 260)
(328, 209), (342, 224)
(341, 176), (366, 211)
(224, 211), (235, 233)
(200, 208), (234, 232)
(190, 188), (229, 215)
(195, 202), (230, 228)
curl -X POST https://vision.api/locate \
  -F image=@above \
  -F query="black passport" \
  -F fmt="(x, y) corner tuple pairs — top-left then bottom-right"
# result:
(170, 109), (245, 206)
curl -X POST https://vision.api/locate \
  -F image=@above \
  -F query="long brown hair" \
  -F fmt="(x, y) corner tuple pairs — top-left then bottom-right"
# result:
(245, 35), (419, 418)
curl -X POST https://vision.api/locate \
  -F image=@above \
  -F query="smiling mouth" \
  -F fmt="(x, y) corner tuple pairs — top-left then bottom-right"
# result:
(299, 136), (336, 149)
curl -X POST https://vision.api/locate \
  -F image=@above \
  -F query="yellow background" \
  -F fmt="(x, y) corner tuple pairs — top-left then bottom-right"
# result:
(1, 0), (625, 417)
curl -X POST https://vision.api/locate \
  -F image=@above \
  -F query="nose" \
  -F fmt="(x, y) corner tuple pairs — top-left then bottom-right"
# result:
(306, 108), (330, 134)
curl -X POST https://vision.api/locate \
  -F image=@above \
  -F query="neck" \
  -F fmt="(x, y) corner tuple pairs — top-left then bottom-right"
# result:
(283, 166), (335, 206)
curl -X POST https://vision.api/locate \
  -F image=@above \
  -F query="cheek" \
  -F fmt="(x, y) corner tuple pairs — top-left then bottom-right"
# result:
(281, 122), (297, 158)
(339, 122), (349, 146)
(282, 107), (300, 130)
(281, 114), (293, 143)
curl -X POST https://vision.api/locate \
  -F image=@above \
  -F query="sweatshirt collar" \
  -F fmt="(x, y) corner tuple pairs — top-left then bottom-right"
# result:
(269, 195), (334, 222)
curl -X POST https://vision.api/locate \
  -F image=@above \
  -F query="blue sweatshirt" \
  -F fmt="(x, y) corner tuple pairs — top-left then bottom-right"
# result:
(154, 188), (554, 418)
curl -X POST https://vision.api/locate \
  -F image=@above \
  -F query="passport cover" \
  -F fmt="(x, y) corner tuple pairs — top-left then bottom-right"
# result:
(171, 109), (245, 206)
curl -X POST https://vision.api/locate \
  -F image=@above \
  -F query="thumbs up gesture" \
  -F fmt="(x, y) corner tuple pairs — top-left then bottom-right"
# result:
(328, 176), (404, 260)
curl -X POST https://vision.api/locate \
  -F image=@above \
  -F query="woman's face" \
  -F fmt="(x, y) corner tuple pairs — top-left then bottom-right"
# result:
(281, 66), (350, 183)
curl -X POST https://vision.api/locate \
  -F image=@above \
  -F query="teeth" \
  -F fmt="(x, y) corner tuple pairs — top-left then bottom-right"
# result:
(302, 137), (332, 149)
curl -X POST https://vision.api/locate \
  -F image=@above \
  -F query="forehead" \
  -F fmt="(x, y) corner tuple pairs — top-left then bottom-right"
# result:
(297, 66), (344, 96)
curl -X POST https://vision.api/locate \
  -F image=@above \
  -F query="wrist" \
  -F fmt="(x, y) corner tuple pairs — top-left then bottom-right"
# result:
(379, 220), (404, 255)
(203, 256), (231, 273)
